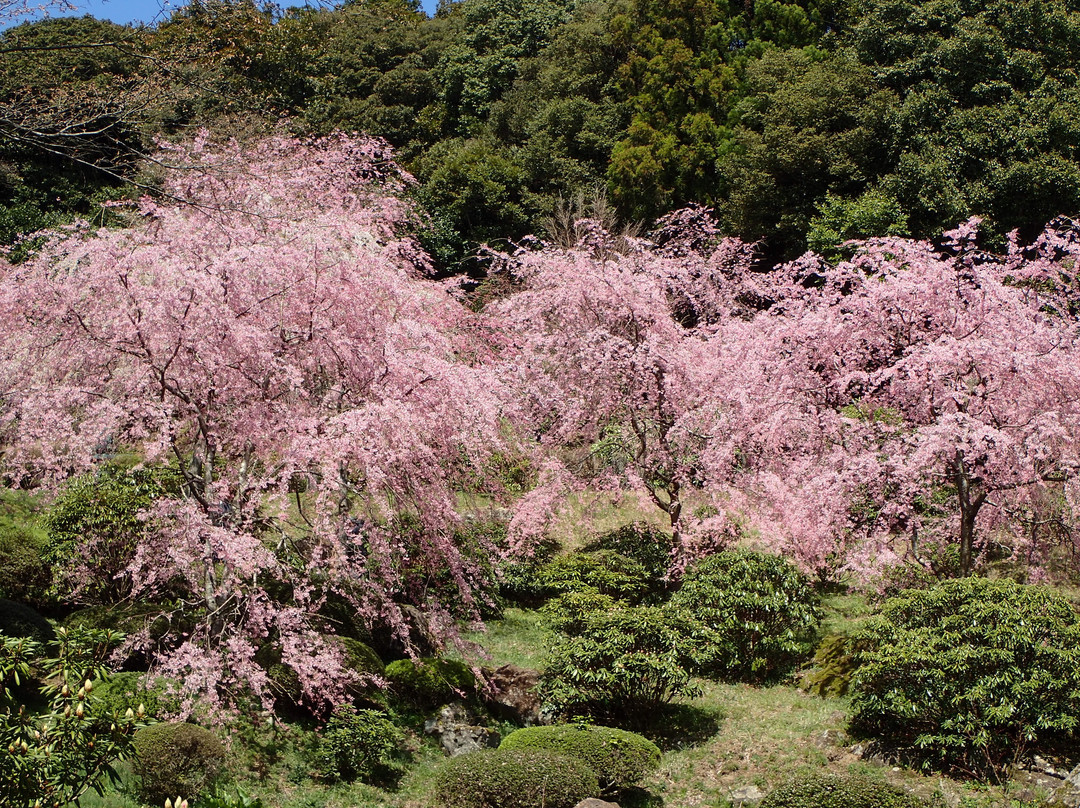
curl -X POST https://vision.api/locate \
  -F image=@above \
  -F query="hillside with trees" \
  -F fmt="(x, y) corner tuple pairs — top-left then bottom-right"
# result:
(4, 0), (1080, 807)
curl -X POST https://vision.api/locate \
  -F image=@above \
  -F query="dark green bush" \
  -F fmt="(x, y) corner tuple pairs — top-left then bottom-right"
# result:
(670, 549), (819, 682)
(0, 598), (55, 645)
(133, 721), (225, 805)
(434, 748), (599, 808)
(583, 522), (674, 583)
(0, 523), (51, 605)
(538, 550), (651, 603)
(315, 705), (406, 785)
(761, 771), (929, 808)
(850, 577), (1080, 780)
(499, 724), (661, 794)
(384, 657), (476, 708)
(540, 605), (703, 726)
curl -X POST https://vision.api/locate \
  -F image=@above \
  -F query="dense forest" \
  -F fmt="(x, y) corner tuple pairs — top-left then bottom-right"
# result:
(4, 1), (1080, 808)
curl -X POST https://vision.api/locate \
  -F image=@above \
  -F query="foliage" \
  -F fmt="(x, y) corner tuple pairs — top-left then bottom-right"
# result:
(314, 705), (406, 785)
(540, 605), (703, 725)
(760, 771), (930, 808)
(0, 524), (50, 605)
(194, 784), (264, 808)
(0, 626), (144, 808)
(0, 132), (510, 716)
(850, 577), (1080, 780)
(541, 588), (621, 635)
(43, 465), (178, 605)
(434, 747), (600, 808)
(93, 671), (179, 720)
(537, 550), (652, 603)
(499, 723), (661, 794)
(669, 549), (820, 682)
(581, 521), (674, 580)
(0, 598), (54, 645)
(384, 657), (476, 708)
(133, 721), (226, 806)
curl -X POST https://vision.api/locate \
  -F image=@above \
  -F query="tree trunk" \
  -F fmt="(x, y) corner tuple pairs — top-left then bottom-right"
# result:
(953, 450), (987, 576)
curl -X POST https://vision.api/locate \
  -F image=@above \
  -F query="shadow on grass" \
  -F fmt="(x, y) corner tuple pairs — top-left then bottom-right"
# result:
(636, 702), (724, 751)
(618, 786), (665, 808)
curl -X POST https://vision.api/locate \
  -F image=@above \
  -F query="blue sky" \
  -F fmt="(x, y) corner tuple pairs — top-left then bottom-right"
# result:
(8, 0), (438, 29)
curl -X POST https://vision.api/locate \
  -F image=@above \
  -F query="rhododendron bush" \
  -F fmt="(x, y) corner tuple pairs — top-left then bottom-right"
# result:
(0, 133), (508, 715)
(489, 212), (1080, 581)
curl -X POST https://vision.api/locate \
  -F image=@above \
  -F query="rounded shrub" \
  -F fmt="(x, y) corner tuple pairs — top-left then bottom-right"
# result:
(434, 748), (599, 808)
(384, 657), (475, 708)
(540, 605), (703, 726)
(761, 771), (929, 808)
(850, 577), (1080, 780)
(538, 550), (651, 604)
(500, 724), (661, 794)
(583, 522), (674, 583)
(0, 598), (55, 645)
(0, 523), (51, 605)
(670, 549), (819, 682)
(133, 721), (225, 805)
(315, 705), (406, 785)
(542, 589), (620, 635)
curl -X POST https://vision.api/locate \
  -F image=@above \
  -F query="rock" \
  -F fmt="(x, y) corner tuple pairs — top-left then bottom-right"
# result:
(573, 800), (620, 808)
(729, 785), (765, 807)
(481, 664), (545, 725)
(812, 729), (848, 748)
(1056, 763), (1080, 808)
(423, 703), (500, 757)
(1009, 768), (1066, 804)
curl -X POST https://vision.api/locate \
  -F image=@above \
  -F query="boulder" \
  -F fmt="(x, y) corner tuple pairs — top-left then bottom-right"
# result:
(481, 664), (545, 725)
(424, 702), (500, 757)
(729, 784), (765, 807)
(573, 800), (621, 808)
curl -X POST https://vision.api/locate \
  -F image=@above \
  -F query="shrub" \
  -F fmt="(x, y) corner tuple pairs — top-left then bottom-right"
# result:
(540, 605), (703, 726)
(0, 598), (55, 645)
(434, 748), (599, 808)
(670, 549), (820, 682)
(0, 523), (51, 605)
(93, 671), (179, 719)
(499, 724), (661, 794)
(761, 771), (928, 808)
(315, 705), (406, 785)
(850, 577), (1080, 780)
(384, 657), (476, 708)
(537, 550), (651, 603)
(0, 626), (143, 808)
(583, 522), (674, 584)
(133, 722), (225, 805)
(542, 589), (619, 635)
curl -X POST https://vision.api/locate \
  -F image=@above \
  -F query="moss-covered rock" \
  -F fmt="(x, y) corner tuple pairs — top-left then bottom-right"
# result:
(385, 657), (476, 708)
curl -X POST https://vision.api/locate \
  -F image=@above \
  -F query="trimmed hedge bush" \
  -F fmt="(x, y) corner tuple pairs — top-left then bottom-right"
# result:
(315, 705), (406, 785)
(850, 577), (1080, 780)
(0, 523), (51, 605)
(500, 724), (661, 794)
(384, 657), (475, 708)
(761, 772), (929, 808)
(133, 721), (225, 805)
(670, 549), (819, 682)
(434, 748), (599, 808)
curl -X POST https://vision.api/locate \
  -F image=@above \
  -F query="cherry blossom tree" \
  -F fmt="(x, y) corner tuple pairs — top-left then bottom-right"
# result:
(0, 132), (509, 715)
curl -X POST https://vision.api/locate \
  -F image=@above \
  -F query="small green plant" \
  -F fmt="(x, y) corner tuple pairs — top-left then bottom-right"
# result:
(542, 589), (620, 635)
(799, 635), (871, 698)
(540, 605), (703, 726)
(499, 724), (661, 794)
(670, 549), (820, 682)
(434, 748), (599, 808)
(760, 771), (929, 807)
(0, 626), (144, 808)
(850, 577), (1080, 781)
(315, 705), (406, 785)
(195, 785), (264, 808)
(133, 721), (226, 805)
(384, 657), (476, 708)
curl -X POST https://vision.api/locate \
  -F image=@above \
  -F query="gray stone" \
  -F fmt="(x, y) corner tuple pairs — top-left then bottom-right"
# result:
(423, 702), (500, 757)
(573, 800), (620, 808)
(1055, 763), (1080, 808)
(481, 664), (544, 725)
(730, 785), (765, 807)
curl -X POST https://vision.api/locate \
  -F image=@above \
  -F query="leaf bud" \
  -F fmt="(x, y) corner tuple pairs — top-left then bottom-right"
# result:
(75, 703), (85, 719)
(63, 705), (71, 718)
(83, 679), (93, 693)
(124, 708), (134, 720)
(137, 703), (146, 717)
(7, 744), (14, 754)
(20, 740), (28, 753)
(165, 799), (172, 808)
(61, 685), (70, 698)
